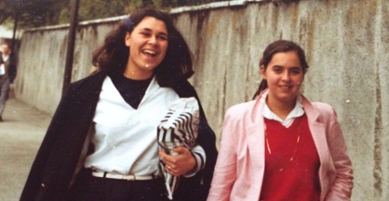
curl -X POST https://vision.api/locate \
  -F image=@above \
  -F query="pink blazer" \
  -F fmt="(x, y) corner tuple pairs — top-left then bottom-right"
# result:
(207, 94), (353, 201)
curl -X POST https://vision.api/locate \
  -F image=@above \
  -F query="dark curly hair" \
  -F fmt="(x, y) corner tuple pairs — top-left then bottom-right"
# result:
(252, 40), (309, 99)
(92, 8), (193, 87)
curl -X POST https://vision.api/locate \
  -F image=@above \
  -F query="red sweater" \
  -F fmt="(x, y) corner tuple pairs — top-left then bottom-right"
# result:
(260, 114), (321, 201)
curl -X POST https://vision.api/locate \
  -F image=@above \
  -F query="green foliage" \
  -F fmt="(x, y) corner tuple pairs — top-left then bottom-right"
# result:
(78, 0), (128, 21)
(0, 0), (14, 25)
(0, 0), (68, 28)
(1, 0), (225, 28)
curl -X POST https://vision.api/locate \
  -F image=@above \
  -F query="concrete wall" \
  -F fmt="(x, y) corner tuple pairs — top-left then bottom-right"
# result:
(16, 20), (119, 114)
(14, 0), (389, 200)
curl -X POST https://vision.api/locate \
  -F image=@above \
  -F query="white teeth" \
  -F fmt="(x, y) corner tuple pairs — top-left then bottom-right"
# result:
(143, 50), (156, 55)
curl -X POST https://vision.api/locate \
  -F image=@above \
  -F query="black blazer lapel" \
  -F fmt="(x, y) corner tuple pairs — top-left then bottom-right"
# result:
(21, 71), (107, 201)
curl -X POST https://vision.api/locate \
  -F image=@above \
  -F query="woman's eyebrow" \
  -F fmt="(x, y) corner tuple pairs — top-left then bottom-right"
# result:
(271, 65), (283, 68)
(140, 27), (168, 35)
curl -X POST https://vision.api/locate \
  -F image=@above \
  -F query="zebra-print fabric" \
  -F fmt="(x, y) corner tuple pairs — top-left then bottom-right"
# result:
(157, 97), (200, 200)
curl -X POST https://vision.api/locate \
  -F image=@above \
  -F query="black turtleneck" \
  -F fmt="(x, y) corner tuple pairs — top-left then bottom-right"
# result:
(108, 70), (152, 109)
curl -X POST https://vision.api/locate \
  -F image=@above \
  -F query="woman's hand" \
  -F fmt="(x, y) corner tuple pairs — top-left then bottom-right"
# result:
(159, 146), (196, 176)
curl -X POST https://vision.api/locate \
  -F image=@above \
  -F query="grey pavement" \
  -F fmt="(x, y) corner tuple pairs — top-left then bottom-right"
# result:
(0, 98), (51, 201)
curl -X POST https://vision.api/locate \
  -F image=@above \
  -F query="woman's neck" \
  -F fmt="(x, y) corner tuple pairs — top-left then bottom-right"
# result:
(123, 65), (153, 80)
(266, 96), (296, 120)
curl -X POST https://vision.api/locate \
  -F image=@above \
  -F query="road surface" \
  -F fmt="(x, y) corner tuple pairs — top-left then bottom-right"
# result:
(0, 99), (51, 201)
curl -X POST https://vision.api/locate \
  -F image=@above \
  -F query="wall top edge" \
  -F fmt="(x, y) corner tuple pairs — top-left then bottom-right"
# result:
(24, 0), (265, 32)
(170, 0), (265, 14)
(25, 15), (128, 32)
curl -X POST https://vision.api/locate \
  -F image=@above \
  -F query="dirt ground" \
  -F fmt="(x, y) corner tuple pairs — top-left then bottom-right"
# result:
(0, 98), (51, 201)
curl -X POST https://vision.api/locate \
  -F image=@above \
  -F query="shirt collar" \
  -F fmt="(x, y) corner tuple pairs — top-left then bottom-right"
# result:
(260, 90), (305, 127)
(2, 55), (9, 61)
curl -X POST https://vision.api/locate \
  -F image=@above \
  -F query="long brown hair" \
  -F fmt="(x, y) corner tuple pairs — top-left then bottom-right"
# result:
(252, 40), (309, 99)
(92, 8), (193, 87)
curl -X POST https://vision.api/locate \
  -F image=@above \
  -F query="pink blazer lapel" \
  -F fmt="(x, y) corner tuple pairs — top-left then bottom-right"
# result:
(247, 123), (265, 168)
(247, 96), (266, 166)
(246, 97), (266, 196)
(301, 96), (332, 198)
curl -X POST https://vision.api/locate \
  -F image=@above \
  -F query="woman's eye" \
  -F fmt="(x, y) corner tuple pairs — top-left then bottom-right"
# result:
(273, 68), (283, 73)
(291, 69), (301, 75)
(158, 35), (168, 40)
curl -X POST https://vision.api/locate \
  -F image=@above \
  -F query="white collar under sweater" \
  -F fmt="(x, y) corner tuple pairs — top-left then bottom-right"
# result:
(260, 90), (305, 127)
(84, 76), (180, 176)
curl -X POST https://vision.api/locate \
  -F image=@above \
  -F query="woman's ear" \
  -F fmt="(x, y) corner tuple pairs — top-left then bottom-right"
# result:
(124, 32), (131, 47)
(260, 65), (267, 80)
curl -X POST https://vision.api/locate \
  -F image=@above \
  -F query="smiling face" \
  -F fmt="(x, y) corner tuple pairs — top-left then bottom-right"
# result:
(261, 51), (304, 105)
(124, 16), (168, 79)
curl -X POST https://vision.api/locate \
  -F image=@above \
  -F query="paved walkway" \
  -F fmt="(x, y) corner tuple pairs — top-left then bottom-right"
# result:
(0, 99), (51, 201)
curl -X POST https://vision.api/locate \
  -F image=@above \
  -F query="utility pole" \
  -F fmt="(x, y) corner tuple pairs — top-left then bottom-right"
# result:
(11, 8), (19, 51)
(62, 0), (80, 96)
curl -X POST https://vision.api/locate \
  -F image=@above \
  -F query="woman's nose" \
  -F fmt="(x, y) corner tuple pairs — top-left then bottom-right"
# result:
(148, 36), (157, 45)
(281, 72), (291, 82)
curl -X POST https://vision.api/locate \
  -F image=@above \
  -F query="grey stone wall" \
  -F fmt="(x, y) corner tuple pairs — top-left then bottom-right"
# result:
(14, 0), (389, 200)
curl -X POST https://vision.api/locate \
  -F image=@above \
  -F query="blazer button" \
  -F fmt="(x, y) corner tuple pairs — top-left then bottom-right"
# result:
(41, 183), (45, 187)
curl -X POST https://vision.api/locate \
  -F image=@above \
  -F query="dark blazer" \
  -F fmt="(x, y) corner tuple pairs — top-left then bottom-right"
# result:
(0, 52), (17, 83)
(20, 70), (218, 201)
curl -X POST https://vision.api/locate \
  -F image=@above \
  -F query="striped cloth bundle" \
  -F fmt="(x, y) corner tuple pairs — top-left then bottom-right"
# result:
(157, 97), (200, 200)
